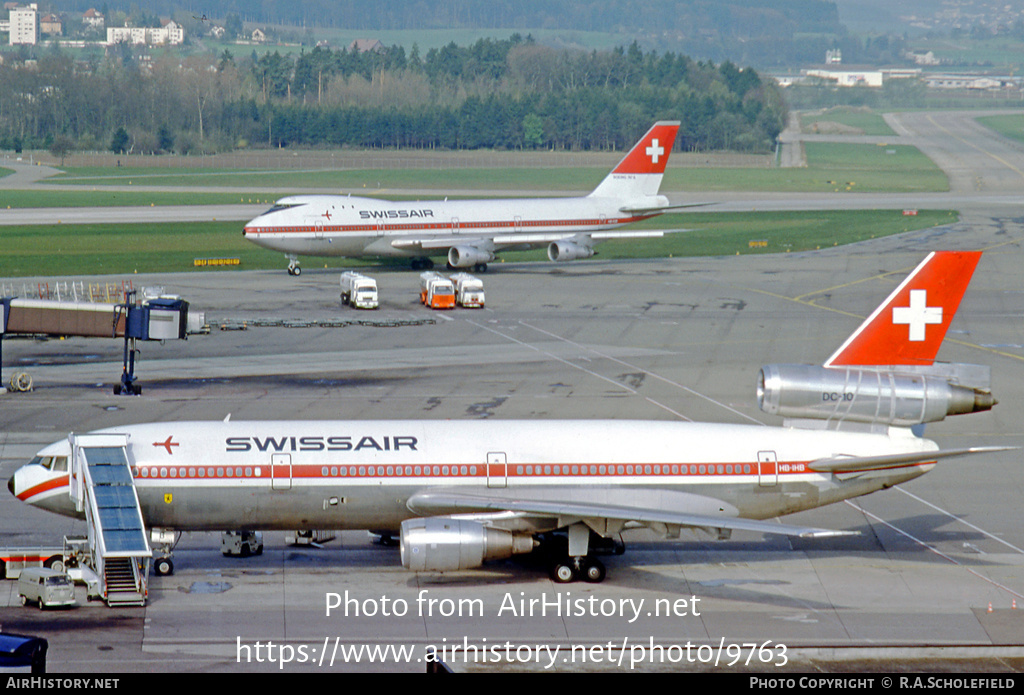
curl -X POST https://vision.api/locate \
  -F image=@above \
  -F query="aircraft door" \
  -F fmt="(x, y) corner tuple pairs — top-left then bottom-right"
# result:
(487, 452), (507, 488)
(271, 453), (292, 491)
(314, 218), (325, 239)
(452, 217), (460, 235)
(757, 451), (778, 487)
(514, 216), (522, 233)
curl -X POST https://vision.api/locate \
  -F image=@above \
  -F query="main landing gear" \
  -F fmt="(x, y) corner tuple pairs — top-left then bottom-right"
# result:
(542, 526), (624, 584)
(550, 556), (606, 584)
(410, 258), (434, 271)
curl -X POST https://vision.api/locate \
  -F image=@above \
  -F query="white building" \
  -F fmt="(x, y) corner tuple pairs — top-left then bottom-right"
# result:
(0, 3), (39, 45)
(804, 69), (884, 88)
(107, 20), (183, 46)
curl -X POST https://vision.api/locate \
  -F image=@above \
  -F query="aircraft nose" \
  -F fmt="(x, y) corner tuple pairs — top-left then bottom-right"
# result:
(7, 475), (14, 496)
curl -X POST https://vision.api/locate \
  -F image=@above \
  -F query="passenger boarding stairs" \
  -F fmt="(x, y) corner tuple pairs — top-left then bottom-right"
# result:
(69, 433), (152, 606)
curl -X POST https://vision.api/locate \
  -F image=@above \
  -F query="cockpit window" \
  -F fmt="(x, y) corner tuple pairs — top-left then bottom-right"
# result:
(264, 202), (305, 215)
(28, 456), (67, 471)
(29, 456), (52, 469)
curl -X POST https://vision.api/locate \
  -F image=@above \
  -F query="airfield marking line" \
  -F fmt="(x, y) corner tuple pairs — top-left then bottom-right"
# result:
(793, 265), (918, 303)
(845, 499), (1024, 601)
(517, 320), (761, 425)
(894, 486), (1024, 556)
(927, 114), (1024, 182)
(463, 319), (643, 399)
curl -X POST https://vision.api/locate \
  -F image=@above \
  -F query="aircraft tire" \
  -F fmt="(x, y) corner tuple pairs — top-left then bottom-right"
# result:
(154, 557), (174, 576)
(550, 560), (577, 584)
(581, 558), (606, 583)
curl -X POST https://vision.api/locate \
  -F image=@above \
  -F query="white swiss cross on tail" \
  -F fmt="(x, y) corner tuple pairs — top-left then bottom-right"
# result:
(824, 251), (981, 368)
(892, 289), (942, 341)
(646, 139), (664, 164)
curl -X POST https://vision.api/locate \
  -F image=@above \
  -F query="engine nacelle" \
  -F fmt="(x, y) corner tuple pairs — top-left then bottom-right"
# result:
(399, 517), (535, 572)
(757, 363), (995, 427)
(447, 246), (494, 268)
(547, 240), (594, 262)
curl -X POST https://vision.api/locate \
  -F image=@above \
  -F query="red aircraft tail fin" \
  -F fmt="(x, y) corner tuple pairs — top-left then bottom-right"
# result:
(588, 121), (680, 200)
(824, 251), (982, 368)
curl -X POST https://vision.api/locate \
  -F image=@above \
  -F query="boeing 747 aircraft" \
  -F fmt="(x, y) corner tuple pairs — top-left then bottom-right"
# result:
(10, 252), (1003, 583)
(242, 121), (688, 275)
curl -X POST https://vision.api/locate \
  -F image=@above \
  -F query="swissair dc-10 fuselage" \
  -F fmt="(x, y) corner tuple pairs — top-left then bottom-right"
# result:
(13, 419), (936, 532)
(9, 252), (1002, 583)
(242, 121), (686, 275)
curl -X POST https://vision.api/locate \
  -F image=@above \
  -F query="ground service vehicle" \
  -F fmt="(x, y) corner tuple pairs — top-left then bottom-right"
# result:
(221, 531), (264, 557)
(419, 272), (455, 309)
(17, 568), (76, 609)
(339, 272), (379, 309)
(450, 273), (485, 308)
(0, 548), (65, 579)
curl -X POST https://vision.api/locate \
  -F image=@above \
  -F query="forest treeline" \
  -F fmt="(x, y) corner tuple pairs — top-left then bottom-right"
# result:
(0, 35), (786, 156)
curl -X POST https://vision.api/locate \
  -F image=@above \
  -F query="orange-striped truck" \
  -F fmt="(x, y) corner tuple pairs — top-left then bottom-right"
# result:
(419, 272), (455, 309)
(1, 547), (66, 579)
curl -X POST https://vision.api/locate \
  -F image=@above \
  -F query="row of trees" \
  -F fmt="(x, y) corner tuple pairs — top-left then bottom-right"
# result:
(0, 36), (786, 156)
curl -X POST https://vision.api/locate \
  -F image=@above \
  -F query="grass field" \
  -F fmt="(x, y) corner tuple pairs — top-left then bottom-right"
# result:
(0, 209), (956, 277)
(976, 114), (1024, 144)
(6, 141), (947, 211)
(800, 107), (897, 136)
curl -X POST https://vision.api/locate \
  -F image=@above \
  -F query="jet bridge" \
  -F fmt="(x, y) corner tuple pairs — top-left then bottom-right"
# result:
(68, 433), (151, 606)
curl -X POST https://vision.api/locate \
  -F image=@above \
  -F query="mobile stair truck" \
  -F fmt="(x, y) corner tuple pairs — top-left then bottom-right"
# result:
(419, 272), (455, 309)
(339, 272), (379, 309)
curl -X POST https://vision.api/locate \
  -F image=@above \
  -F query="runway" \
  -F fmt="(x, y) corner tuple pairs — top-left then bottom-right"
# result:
(1, 110), (1024, 673)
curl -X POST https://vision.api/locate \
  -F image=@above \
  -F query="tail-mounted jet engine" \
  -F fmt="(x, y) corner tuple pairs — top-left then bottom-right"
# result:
(400, 517), (536, 572)
(547, 240), (595, 262)
(447, 246), (494, 268)
(757, 363), (995, 427)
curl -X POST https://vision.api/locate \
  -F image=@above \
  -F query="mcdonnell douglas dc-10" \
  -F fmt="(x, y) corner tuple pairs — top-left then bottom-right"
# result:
(242, 121), (691, 275)
(9, 252), (1004, 582)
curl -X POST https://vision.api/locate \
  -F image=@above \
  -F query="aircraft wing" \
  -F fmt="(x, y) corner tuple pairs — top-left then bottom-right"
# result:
(807, 446), (1013, 474)
(406, 489), (854, 539)
(390, 229), (689, 253)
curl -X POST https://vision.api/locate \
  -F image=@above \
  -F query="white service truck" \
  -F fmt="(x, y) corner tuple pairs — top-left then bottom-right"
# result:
(339, 272), (379, 309)
(450, 273), (486, 308)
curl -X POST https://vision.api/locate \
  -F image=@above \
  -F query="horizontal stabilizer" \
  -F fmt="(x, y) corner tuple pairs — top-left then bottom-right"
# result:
(406, 490), (854, 539)
(620, 202), (713, 215)
(807, 446), (1012, 473)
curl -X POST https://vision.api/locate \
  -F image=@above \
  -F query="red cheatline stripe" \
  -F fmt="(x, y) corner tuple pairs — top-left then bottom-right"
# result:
(17, 475), (70, 502)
